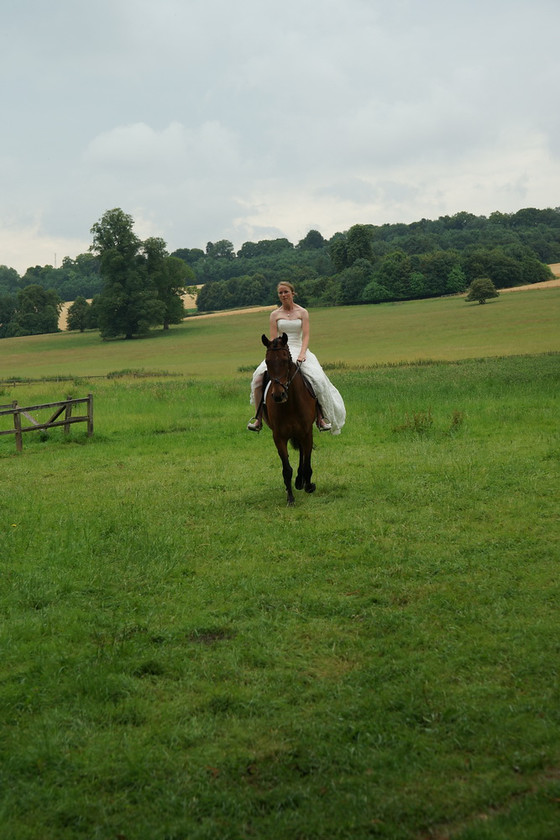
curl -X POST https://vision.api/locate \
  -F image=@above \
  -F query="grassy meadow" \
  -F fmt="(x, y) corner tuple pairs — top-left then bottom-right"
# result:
(2, 285), (560, 380)
(1, 289), (559, 839)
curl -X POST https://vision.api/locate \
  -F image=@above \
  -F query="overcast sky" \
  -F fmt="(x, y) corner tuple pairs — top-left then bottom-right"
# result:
(2, 0), (559, 273)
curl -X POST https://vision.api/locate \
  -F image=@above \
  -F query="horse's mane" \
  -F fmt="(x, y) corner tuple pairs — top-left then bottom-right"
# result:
(266, 333), (292, 357)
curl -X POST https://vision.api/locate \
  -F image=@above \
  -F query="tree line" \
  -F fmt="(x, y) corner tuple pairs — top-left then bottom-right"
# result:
(189, 208), (558, 311)
(0, 206), (558, 338)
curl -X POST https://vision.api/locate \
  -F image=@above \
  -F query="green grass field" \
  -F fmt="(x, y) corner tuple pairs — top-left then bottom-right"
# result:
(1, 290), (559, 839)
(2, 287), (560, 380)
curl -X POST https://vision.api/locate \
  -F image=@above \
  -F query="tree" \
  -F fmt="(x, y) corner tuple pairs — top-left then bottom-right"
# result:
(374, 250), (412, 299)
(171, 247), (205, 265)
(87, 296), (101, 330)
(0, 265), (21, 296)
(465, 277), (499, 304)
(206, 240), (235, 260)
(66, 296), (90, 332)
(346, 224), (374, 265)
(445, 265), (468, 295)
(520, 256), (553, 285)
(329, 236), (349, 272)
(0, 293), (18, 337)
(237, 238), (293, 259)
(91, 209), (164, 339)
(415, 250), (462, 296)
(161, 256), (193, 327)
(297, 230), (326, 250)
(408, 272), (429, 299)
(144, 237), (194, 329)
(329, 225), (374, 272)
(58, 253), (102, 299)
(196, 279), (230, 311)
(362, 280), (390, 303)
(7, 285), (62, 336)
(337, 259), (373, 305)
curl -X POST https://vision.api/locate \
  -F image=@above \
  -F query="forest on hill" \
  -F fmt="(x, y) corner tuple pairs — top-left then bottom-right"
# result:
(0, 206), (558, 337)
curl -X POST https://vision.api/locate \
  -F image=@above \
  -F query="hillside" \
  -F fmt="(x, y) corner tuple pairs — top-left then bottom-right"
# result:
(3, 284), (559, 384)
(56, 267), (560, 331)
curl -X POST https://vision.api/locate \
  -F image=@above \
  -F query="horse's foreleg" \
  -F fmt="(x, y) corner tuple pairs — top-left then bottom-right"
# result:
(295, 446), (304, 491)
(295, 431), (315, 493)
(275, 437), (294, 506)
(302, 432), (315, 494)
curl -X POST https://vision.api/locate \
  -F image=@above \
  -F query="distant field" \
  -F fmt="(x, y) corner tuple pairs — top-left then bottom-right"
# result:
(3, 285), (560, 382)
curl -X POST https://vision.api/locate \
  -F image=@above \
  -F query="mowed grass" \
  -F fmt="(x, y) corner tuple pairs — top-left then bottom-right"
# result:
(0, 290), (559, 839)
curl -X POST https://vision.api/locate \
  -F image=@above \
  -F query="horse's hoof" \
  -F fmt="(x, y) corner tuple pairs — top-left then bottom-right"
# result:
(305, 483), (316, 494)
(287, 497), (295, 506)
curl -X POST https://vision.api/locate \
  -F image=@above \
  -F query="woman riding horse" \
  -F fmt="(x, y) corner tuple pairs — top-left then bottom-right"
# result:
(248, 282), (346, 434)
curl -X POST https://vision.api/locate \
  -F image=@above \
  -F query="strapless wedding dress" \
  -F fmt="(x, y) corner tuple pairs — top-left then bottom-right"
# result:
(250, 318), (346, 435)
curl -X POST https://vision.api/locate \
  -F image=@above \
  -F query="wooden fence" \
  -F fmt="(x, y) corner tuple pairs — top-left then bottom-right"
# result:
(0, 394), (93, 453)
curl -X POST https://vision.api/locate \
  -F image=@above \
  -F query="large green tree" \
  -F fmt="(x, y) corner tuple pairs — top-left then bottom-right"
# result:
(91, 209), (164, 339)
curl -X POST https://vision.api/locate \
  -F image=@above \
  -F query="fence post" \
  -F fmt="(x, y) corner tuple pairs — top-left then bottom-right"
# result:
(64, 397), (72, 435)
(87, 393), (94, 437)
(12, 401), (22, 453)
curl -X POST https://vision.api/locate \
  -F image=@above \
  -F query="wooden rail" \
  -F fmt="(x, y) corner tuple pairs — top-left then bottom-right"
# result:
(0, 394), (93, 453)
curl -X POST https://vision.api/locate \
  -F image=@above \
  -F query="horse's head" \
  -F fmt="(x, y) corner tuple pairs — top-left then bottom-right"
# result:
(262, 333), (294, 403)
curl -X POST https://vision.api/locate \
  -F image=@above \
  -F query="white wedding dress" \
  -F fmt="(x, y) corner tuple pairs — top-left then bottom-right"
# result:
(250, 318), (346, 435)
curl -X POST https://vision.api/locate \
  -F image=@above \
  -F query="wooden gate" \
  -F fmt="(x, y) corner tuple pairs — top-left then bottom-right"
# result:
(0, 394), (93, 453)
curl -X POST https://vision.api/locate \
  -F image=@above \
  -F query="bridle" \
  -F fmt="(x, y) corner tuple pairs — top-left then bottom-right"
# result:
(266, 347), (302, 397)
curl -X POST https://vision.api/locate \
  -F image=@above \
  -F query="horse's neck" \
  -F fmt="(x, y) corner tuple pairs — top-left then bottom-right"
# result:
(290, 367), (315, 403)
(297, 368), (316, 400)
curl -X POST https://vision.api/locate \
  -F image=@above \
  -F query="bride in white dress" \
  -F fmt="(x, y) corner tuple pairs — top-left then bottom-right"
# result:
(248, 282), (346, 435)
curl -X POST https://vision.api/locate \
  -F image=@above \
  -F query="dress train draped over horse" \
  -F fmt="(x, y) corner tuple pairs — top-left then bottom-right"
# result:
(250, 318), (346, 435)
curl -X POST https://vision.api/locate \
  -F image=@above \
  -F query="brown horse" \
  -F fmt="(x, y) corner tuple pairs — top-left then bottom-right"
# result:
(261, 333), (317, 505)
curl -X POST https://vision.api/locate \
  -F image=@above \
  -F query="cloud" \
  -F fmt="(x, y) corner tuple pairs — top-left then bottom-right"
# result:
(0, 219), (89, 273)
(1, 0), (560, 273)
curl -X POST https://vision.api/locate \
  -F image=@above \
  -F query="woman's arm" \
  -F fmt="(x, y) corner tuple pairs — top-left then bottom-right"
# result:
(269, 309), (280, 338)
(298, 308), (310, 362)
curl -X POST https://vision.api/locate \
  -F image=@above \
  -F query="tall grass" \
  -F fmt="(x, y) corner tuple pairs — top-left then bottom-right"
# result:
(1, 341), (559, 838)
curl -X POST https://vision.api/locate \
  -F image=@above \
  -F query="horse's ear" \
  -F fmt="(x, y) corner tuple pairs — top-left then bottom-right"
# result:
(261, 334), (270, 348)
(281, 332), (288, 345)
